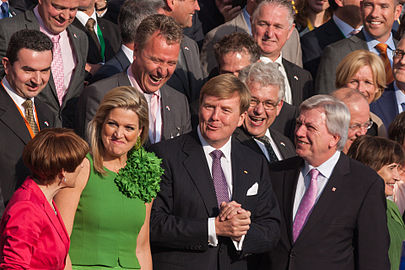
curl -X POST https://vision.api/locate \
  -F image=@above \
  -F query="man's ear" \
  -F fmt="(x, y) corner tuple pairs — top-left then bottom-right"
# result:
(2, 57), (10, 76)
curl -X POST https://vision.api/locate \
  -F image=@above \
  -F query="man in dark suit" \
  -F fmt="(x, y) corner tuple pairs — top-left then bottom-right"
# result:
(90, 0), (162, 84)
(0, 29), (56, 215)
(371, 37), (405, 127)
(76, 14), (191, 143)
(72, 0), (121, 75)
(9, 0), (36, 13)
(301, 0), (363, 79)
(251, 0), (313, 107)
(316, 0), (402, 93)
(0, 0), (88, 128)
(235, 61), (295, 161)
(266, 94), (390, 270)
(150, 73), (280, 270)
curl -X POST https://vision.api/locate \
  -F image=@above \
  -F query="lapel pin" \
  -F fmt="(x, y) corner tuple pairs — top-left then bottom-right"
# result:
(166, 105), (171, 111)
(73, 33), (78, 39)
(294, 75), (299, 80)
(332, 187), (336, 192)
(280, 142), (286, 146)
(184, 46), (190, 51)
(243, 170), (248, 174)
(44, 121), (49, 127)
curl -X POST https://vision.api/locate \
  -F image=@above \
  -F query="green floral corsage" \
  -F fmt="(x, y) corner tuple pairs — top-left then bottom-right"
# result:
(114, 146), (164, 203)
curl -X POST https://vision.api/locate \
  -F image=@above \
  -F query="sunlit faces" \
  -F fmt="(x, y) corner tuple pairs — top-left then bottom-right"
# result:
(243, 82), (282, 137)
(170, 0), (200, 28)
(307, 0), (330, 13)
(2, 48), (52, 99)
(199, 93), (244, 149)
(377, 163), (401, 196)
(38, 0), (80, 34)
(345, 65), (378, 103)
(343, 98), (370, 153)
(251, 3), (294, 61)
(295, 108), (340, 166)
(101, 108), (142, 160)
(360, 0), (402, 42)
(218, 50), (253, 77)
(132, 32), (180, 94)
(393, 39), (405, 85)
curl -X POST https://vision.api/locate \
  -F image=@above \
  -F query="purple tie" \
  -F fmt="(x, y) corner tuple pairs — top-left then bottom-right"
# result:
(210, 150), (229, 207)
(293, 168), (319, 242)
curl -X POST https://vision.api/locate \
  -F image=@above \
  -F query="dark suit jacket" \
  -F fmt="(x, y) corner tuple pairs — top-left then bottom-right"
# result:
(0, 177), (69, 269)
(265, 154), (390, 270)
(149, 131), (281, 270)
(301, 19), (345, 79)
(0, 85), (56, 214)
(89, 47), (130, 84)
(9, 0), (36, 13)
(0, 10), (88, 128)
(316, 30), (398, 94)
(370, 83), (399, 128)
(72, 17), (121, 64)
(75, 71), (192, 142)
(233, 127), (295, 161)
(283, 59), (314, 106)
(271, 102), (298, 143)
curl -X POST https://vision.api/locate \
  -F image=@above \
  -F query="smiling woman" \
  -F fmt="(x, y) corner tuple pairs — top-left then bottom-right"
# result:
(55, 86), (157, 270)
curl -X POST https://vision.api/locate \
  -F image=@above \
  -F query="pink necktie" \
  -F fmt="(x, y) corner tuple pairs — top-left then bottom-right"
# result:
(293, 168), (319, 242)
(150, 93), (159, 142)
(51, 35), (65, 105)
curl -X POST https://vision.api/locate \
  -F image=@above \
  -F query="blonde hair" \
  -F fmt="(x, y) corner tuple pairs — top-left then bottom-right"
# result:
(88, 86), (149, 174)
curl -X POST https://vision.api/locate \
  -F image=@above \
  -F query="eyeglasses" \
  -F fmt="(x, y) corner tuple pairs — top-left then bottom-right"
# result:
(394, 49), (405, 60)
(349, 120), (373, 130)
(250, 98), (279, 110)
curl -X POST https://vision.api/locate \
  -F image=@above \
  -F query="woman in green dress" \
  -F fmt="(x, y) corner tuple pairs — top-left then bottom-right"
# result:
(348, 135), (405, 270)
(56, 86), (158, 269)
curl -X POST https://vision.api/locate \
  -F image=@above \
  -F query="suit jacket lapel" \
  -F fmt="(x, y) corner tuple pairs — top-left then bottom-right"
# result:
(0, 86), (31, 144)
(283, 59), (302, 106)
(182, 132), (218, 216)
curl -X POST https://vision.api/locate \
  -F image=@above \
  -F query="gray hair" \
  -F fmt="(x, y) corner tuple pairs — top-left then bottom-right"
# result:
(252, 0), (295, 27)
(300, 95), (350, 151)
(118, 0), (163, 44)
(238, 62), (285, 101)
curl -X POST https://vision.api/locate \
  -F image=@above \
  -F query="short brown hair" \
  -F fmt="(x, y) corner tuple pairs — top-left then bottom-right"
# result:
(199, 74), (251, 114)
(388, 112), (405, 146)
(23, 128), (89, 185)
(88, 86), (149, 174)
(335, 50), (386, 102)
(135, 14), (183, 50)
(347, 135), (405, 171)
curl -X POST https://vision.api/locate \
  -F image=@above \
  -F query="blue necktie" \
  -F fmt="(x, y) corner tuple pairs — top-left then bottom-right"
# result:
(401, 102), (405, 113)
(0, 2), (8, 19)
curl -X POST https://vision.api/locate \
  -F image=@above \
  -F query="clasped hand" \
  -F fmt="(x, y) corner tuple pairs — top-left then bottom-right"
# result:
(215, 201), (251, 241)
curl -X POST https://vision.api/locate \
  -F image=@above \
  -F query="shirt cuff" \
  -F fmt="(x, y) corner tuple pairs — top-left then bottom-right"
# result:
(232, 235), (245, 251)
(208, 217), (218, 246)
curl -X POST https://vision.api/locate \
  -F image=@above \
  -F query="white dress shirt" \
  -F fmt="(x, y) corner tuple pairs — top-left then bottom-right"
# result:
(253, 129), (282, 161)
(2, 77), (37, 120)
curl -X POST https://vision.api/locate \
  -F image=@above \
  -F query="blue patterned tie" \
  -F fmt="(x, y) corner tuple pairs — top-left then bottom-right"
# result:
(0, 2), (8, 19)
(210, 150), (229, 207)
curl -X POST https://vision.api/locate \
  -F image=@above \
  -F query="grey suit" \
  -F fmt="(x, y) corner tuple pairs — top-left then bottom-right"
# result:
(75, 71), (192, 142)
(0, 10), (88, 128)
(315, 31), (398, 94)
(201, 12), (303, 75)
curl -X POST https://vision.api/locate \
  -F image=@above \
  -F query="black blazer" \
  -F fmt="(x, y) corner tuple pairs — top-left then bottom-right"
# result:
(72, 17), (121, 64)
(283, 58), (314, 106)
(264, 154), (390, 270)
(0, 85), (56, 214)
(301, 19), (345, 79)
(233, 127), (295, 161)
(150, 131), (281, 270)
(271, 102), (299, 143)
(370, 83), (399, 128)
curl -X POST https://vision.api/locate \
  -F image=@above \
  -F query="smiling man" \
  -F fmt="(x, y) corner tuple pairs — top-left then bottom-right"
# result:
(0, 0), (88, 128)
(234, 61), (295, 163)
(316, 0), (402, 93)
(76, 14), (191, 144)
(0, 29), (56, 216)
(149, 73), (280, 270)
(266, 94), (390, 270)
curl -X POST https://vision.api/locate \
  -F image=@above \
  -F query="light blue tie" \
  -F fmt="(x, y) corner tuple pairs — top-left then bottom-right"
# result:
(0, 2), (8, 20)
(401, 102), (405, 113)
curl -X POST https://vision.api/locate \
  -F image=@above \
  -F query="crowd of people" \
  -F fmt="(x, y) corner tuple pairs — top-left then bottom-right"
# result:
(0, 0), (404, 269)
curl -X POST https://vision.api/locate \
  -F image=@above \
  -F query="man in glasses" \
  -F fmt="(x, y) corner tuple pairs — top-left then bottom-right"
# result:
(332, 87), (373, 153)
(371, 40), (405, 128)
(234, 61), (295, 163)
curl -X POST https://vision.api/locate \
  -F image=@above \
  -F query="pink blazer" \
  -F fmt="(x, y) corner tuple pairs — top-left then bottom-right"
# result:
(0, 177), (70, 269)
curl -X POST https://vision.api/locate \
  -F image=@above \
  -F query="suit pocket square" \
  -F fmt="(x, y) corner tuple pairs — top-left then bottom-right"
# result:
(246, 183), (258, 196)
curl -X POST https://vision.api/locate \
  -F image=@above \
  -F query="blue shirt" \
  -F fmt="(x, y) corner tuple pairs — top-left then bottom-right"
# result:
(363, 30), (395, 66)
